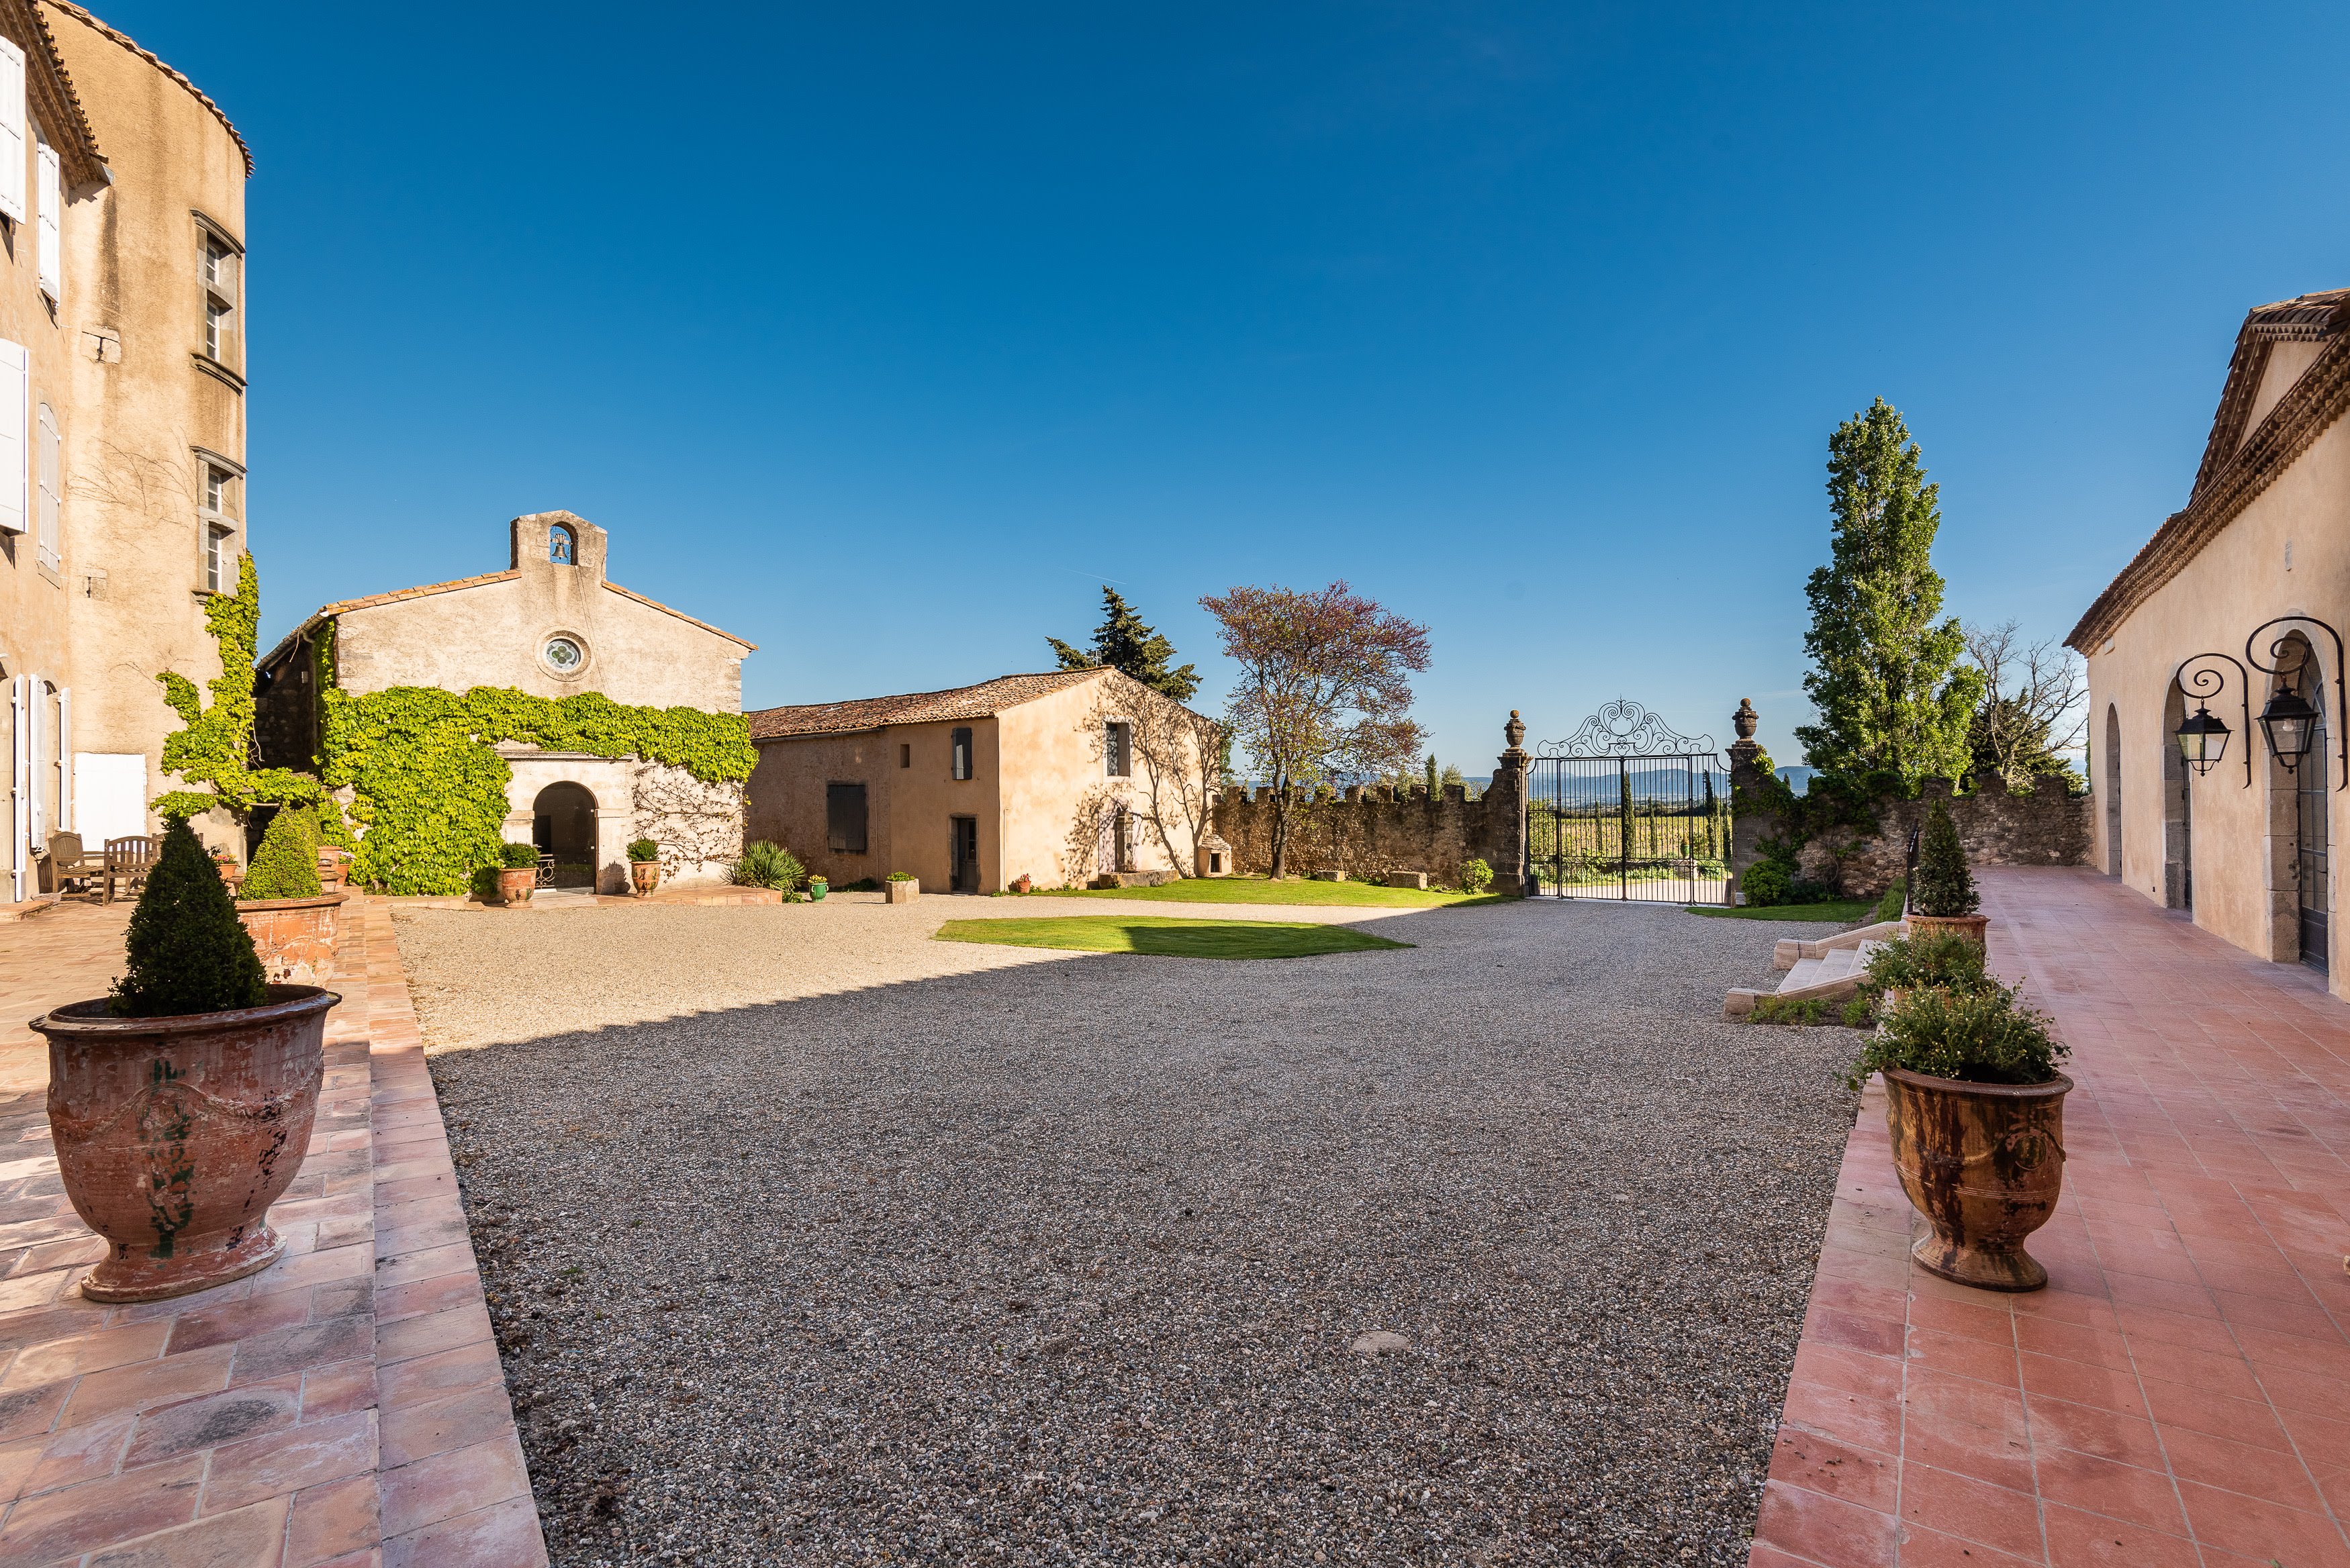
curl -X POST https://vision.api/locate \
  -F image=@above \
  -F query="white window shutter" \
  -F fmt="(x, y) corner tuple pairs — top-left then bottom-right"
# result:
(35, 141), (57, 300)
(0, 40), (26, 227)
(0, 339), (24, 537)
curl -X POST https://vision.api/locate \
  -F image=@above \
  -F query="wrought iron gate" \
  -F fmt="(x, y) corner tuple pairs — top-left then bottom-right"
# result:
(1528, 701), (1731, 903)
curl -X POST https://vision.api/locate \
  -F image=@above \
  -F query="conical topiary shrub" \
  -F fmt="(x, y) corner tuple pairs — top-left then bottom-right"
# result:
(1912, 797), (1978, 918)
(109, 818), (270, 1018)
(240, 807), (323, 901)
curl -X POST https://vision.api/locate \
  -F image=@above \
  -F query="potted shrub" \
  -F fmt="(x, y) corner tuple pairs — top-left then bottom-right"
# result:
(628, 838), (662, 897)
(234, 807), (347, 985)
(1010, 874), (1033, 894)
(495, 841), (540, 905)
(1858, 928), (1992, 1015)
(1850, 985), (2072, 1291)
(316, 843), (354, 891)
(209, 843), (239, 888)
(30, 818), (339, 1302)
(1907, 799), (1986, 942)
(885, 871), (919, 905)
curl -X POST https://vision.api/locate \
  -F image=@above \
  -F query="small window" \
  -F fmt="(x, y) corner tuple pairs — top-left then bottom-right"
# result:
(542, 636), (585, 675)
(549, 524), (575, 565)
(202, 464), (236, 518)
(204, 297), (226, 360)
(826, 783), (869, 854)
(33, 403), (56, 574)
(1105, 721), (1131, 778)
(899, 744), (910, 769)
(199, 230), (240, 366)
(203, 524), (232, 593)
(951, 727), (972, 781)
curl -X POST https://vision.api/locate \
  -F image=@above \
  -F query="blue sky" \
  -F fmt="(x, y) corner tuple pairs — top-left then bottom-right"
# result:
(103, 2), (2350, 771)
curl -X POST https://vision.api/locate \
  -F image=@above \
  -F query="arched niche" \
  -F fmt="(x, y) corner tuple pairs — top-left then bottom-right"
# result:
(2161, 679), (2191, 911)
(2104, 704), (2122, 877)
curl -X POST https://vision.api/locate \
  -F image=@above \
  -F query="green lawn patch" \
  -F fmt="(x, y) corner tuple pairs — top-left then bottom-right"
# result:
(1022, 876), (1498, 909)
(935, 915), (1411, 960)
(1683, 899), (1874, 923)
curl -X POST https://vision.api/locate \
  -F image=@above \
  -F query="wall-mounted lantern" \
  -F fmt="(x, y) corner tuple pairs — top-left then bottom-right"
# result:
(2247, 616), (2347, 790)
(2174, 702), (2231, 775)
(2175, 652), (2251, 787)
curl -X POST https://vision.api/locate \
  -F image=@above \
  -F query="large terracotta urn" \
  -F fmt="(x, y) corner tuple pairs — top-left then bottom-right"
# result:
(31, 987), (338, 1302)
(1883, 1066), (2071, 1291)
(630, 861), (660, 897)
(235, 891), (348, 985)
(1906, 913), (1989, 944)
(496, 867), (535, 906)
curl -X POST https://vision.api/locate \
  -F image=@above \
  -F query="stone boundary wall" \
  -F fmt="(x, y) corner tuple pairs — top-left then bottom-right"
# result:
(1731, 743), (2092, 897)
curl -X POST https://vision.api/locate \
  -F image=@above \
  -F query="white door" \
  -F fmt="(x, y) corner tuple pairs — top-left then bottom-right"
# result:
(73, 753), (146, 846)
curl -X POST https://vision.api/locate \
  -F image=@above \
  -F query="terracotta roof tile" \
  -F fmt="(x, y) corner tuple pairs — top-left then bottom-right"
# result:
(747, 669), (1107, 740)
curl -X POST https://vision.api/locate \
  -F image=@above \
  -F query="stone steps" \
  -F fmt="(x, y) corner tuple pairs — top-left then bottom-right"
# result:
(1726, 931), (1891, 1020)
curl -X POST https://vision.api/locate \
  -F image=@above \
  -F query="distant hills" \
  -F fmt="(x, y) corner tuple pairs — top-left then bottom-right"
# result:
(1776, 766), (1820, 795)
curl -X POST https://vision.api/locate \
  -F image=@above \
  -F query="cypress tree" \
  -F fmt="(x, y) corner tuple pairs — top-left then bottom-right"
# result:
(1048, 587), (1201, 701)
(110, 818), (270, 1018)
(1795, 399), (1983, 782)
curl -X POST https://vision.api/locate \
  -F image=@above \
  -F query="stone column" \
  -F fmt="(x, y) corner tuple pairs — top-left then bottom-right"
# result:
(1488, 710), (1533, 897)
(1726, 698), (1772, 904)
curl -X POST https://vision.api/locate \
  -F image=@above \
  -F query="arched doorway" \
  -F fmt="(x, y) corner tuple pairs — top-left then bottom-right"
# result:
(2162, 681), (2191, 911)
(533, 781), (599, 889)
(2258, 634), (2330, 971)
(2104, 705), (2122, 877)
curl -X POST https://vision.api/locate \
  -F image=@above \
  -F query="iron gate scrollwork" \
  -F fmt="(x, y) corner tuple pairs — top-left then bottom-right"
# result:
(1529, 701), (1731, 903)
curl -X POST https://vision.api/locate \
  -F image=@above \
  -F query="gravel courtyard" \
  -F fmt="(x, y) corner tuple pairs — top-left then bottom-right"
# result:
(397, 894), (1864, 1567)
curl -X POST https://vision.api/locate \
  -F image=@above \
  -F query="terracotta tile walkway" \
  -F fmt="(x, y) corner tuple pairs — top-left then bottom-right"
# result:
(0, 899), (545, 1566)
(1753, 866), (2350, 1568)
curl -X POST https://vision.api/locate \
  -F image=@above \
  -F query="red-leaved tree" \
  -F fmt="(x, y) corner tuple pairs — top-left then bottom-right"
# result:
(1199, 581), (1431, 878)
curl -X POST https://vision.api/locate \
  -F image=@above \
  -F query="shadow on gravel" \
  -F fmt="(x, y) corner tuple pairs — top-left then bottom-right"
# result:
(420, 899), (1865, 1567)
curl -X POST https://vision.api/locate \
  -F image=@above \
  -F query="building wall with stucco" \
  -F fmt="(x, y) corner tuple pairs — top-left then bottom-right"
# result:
(2073, 295), (2350, 997)
(3, 2), (248, 899)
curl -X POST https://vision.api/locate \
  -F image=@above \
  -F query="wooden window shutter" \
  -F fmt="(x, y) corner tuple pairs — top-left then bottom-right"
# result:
(0, 338), (27, 536)
(951, 727), (972, 781)
(0, 40), (24, 226)
(826, 783), (868, 854)
(34, 140), (57, 301)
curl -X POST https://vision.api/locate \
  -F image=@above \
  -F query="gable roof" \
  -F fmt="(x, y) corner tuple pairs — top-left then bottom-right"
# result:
(2068, 288), (2350, 652)
(257, 570), (755, 670)
(747, 669), (1108, 740)
(42, 1), (245, 177)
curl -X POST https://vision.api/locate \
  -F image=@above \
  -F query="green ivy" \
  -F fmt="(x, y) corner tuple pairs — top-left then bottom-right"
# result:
(318, 625), (754, 895)
(152, 552), (346, 833)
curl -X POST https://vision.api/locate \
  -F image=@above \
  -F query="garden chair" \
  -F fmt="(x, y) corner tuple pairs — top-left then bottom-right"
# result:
(44, 832), (105, 900)
(103, 836), (156, 904)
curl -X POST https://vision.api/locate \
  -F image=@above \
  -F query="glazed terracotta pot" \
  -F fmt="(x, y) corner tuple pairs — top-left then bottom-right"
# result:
(236, 891), (347, 985)
(630, 861), (660, 897)
(31, 987), (339, 1302)
(496, 867), (535, 906)
(315, 848), (353, 891)
(808, 879), (828, 901)
(1883, 1065), (2072, 1291)
(1906, 913), (1989, 944)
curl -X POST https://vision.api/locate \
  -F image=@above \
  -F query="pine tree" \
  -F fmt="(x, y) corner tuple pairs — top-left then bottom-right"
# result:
(1912, 798), (1979, 917)
(1795, 399), (1983, 783)
(1048, 587), (1201, 702)
(109, 818), (269, 1018)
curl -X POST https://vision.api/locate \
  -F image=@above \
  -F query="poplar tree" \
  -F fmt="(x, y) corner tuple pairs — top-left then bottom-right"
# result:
(1048, 587), (1201, 702)
(1795, 399), (1983, 782)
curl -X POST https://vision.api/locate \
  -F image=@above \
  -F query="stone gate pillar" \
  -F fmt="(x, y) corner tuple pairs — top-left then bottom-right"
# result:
(1726, 697), (1773, 903)
(1489, 710), (1533, 897)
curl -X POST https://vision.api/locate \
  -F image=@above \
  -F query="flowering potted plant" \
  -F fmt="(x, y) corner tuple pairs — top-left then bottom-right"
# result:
(495, 841), (540, 906)
(1850, 985), (2071, 1291)
(1906, 799), (1987, 943)
(234, 807), (347, 985)
(627, 838), (662, 897)
(31, 818), (338, 1301)
(808, 875), (829, 901)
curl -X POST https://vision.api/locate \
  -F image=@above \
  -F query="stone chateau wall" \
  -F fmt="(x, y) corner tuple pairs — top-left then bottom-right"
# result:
(1209, 713), (1536, 893)
(1727, 711), (2092, 899)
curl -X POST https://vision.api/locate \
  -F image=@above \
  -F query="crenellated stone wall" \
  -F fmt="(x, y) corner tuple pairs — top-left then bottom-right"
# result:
(1210, 714), (1534, 892)
(1726, 704), (2092, 899)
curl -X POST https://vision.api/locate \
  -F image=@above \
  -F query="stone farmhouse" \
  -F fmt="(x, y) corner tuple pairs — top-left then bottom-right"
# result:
(745, 668), (1216, 893)
(254, 511), (756, 893)
(2071, 286), (2350, 993)
(2, 1), (250, 901)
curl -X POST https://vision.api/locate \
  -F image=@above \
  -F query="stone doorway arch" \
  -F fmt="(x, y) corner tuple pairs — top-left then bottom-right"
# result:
(498, 746), (634, 893)
(2161, 680), (2191, 911)
(533, 781), (599, 887)
(2103, 704), (2122, 877)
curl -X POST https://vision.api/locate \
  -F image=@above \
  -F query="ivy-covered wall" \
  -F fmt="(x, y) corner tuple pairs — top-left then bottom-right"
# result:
(155, 554), (755, 894)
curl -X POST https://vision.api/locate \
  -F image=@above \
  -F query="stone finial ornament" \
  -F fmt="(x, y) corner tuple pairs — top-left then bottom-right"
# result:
(1504, 709), (1526, 752)
(1733, 699), (1758, 740)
